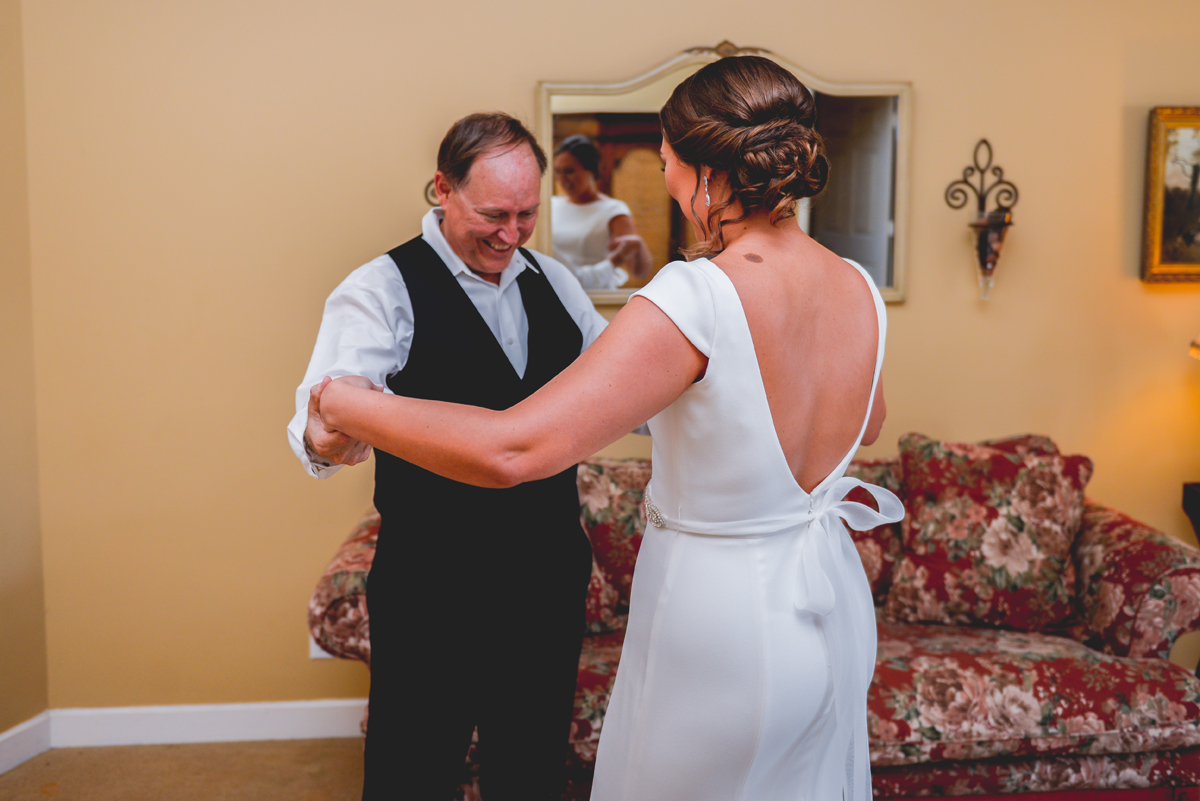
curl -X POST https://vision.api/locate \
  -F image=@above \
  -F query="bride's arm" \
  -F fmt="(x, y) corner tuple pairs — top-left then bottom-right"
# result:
(318, 296), (706, 488)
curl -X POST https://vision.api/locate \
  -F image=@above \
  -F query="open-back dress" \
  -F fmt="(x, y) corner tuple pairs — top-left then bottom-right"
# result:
(589, 257), (904, 801)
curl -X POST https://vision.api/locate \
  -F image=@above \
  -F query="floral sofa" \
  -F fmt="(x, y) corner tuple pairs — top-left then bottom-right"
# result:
(309, 434), (1200, 799)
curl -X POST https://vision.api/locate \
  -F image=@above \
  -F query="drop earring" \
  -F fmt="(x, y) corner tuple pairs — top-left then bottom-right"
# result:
(704, 175), (711, 207)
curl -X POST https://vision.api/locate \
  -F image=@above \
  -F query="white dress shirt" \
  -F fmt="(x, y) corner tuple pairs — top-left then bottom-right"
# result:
(289, 208), (610, 478)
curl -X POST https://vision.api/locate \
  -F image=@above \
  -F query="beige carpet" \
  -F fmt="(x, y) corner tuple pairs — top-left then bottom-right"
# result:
(0, 738), (364, 801)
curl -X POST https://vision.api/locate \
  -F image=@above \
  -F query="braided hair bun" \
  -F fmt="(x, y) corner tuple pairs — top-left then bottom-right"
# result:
(660, 55), (828, 256)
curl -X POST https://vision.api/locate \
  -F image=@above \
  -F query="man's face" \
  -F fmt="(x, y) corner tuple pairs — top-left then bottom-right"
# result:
(435, 144), (542, 282)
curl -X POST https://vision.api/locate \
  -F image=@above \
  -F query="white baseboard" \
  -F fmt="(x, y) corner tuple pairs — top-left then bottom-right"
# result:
(51, 698), (368, 747)
(0, 699), (366, 773)
(0, 712), (51, 774)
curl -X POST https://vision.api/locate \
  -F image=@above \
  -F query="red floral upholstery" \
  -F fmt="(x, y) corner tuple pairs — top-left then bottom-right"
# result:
(570, 631), (624, 769)
(872, 747), (1200, 798)
(307, 507), (377, 665)
(1074, 501), (1200, 659)
(576, 459), (651, 607)
(845, 457), (906, 603)
(885, 433), (1093, 631)
(308, 445), (1200, 798)
(870, 619), (1200, 766)
(583, 558), (623, 635)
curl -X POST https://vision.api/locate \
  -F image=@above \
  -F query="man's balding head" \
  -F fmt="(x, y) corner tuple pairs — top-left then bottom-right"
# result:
(437, 112), (547, 190)
(432, 114), (546, 283)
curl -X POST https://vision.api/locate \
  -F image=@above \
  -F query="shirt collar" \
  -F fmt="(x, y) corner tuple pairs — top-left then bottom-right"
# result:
(420, 208), (539, 288)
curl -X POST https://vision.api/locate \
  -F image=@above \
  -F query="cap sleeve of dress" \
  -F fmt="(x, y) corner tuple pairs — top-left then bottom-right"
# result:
(606, 196), (633, 220)
(629, 259), (717, 358)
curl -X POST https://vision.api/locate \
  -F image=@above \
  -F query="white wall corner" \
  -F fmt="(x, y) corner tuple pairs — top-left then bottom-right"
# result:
(0, 711), (52, 774)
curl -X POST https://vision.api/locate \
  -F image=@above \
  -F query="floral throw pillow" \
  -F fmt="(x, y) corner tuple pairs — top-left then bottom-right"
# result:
(884, 433), (1094, 630)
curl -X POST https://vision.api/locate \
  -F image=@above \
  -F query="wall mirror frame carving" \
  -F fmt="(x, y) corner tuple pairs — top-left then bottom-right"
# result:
(535, 41), (911, 305)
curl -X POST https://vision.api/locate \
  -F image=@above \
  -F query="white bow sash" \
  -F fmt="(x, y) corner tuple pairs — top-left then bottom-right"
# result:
(640, 475), (904, 801)
(792, 476), (905, 615)
(792, 475), (903, 801)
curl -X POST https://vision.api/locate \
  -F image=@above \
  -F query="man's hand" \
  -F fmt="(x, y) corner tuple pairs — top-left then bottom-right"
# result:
(305, 376), (382, 467)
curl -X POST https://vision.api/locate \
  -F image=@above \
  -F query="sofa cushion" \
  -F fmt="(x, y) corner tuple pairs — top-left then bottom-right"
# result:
(869, 619), (1200, 768)
(845, 457), (905, 603)
(885, 433), (1093, 630)
(577, 459), (652, 608)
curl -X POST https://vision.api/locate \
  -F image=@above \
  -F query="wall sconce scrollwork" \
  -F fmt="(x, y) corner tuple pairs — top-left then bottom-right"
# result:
(945, 140), (1019, 299)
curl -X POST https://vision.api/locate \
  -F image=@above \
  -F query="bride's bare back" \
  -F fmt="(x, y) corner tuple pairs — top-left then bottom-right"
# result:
(712, 228), (883, 493)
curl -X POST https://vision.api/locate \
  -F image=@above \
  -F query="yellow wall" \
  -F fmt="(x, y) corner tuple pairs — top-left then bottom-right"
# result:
(0, 0), (49, 731)
(10, 0), (1200, 709)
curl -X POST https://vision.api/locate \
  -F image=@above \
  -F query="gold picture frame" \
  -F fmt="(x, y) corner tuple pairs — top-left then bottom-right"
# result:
(1142, 107), (1200, 282)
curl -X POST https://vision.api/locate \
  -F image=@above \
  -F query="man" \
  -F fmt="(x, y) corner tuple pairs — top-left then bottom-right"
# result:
(288, 113), (608, 800)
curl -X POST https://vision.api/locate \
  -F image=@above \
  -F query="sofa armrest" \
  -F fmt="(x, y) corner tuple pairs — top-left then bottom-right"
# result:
(1074, 499), (1200, 659)
(307, 507), (379, 666)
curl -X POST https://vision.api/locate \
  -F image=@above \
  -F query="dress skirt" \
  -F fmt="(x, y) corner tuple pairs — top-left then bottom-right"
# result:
(591, 524), (837, 801)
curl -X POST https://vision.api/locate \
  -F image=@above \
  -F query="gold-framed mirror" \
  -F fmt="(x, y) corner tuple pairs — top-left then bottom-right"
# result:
(535, 41), (911, 305)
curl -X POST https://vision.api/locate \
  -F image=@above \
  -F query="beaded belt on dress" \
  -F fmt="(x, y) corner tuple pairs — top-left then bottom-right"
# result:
(644, 489), (665, 528)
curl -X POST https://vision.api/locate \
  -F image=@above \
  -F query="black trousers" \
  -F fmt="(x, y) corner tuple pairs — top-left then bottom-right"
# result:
(361, 516), (592, 801)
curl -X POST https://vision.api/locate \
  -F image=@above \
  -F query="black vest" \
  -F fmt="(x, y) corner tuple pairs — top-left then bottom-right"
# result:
(373, 236), (585, 538)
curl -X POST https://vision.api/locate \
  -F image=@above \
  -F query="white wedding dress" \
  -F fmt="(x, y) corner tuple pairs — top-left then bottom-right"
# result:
(590, 257), (904, 801)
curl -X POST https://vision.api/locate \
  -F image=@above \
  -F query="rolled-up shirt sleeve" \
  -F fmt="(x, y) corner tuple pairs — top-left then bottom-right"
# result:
(287, 256), (414, 478)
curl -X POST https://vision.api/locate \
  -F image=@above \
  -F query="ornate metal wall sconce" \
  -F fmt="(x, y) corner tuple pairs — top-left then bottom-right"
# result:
(945, 140), (1019, 298)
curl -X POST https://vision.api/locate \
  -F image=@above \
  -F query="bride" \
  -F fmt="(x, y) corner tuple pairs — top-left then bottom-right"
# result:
(317, 54), (903, 801)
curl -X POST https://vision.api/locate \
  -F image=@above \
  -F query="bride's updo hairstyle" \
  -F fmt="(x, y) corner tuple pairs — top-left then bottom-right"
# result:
(660, 55), (828, 257)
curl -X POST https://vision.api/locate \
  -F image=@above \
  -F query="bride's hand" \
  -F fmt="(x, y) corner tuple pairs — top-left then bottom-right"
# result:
(606, 235), (641, 267)
(607, 234), (652, 278)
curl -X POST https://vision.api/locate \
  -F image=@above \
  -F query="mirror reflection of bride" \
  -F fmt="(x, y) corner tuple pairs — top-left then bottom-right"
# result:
(537, 41), (911, 304)
(551, 135), (652, 290)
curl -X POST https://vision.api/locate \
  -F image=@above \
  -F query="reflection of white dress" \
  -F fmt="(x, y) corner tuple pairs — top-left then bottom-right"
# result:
(551, 194), (632, 290)
(590, 258), (903, 801)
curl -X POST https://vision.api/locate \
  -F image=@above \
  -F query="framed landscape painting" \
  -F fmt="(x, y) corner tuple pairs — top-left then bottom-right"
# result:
(1142, 107), (1200, 281)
